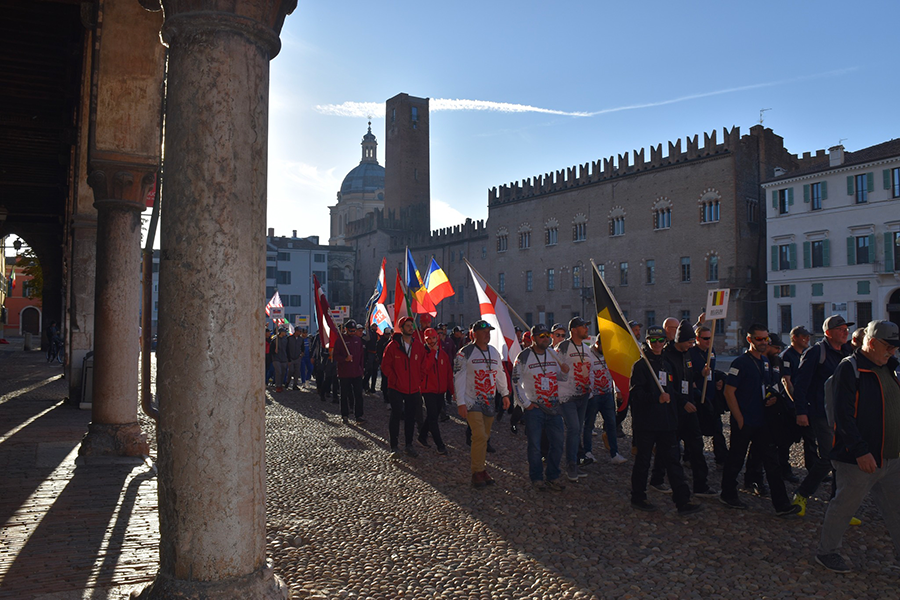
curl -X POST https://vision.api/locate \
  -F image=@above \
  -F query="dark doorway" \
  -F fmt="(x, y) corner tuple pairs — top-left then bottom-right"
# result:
(889, 288), (900, 328)
(21, 307), (40, 335)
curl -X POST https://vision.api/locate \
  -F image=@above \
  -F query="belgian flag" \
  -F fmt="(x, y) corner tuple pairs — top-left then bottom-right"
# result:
(592, 261), (642, 404)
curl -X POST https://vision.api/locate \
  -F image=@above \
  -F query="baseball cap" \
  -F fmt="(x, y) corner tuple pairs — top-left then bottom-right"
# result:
(344, 319), (358, 330)
(472, 320), (495, 331)
(451, 326), (462, 333)
(628, 320), (641, 329)
(397, 316), (414, 329)
(866, 320), (900, 347)
(768, 332), (785, 348)
(646, 326), (666, 339)
(790, 325), (812, 337)
(531, 323), (550, 336)
(569, 316), (588, 329)
(823, 315), (854, 332)
(424, 327), (438, 340)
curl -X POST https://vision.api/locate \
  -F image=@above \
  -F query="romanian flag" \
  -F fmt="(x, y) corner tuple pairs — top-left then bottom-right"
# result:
(711, 290), (726, 306)
(392, 269), (413, 327)
(424, 257), (454, 305)
(592, 262), (642, 406)
(405, 248), (437, 316)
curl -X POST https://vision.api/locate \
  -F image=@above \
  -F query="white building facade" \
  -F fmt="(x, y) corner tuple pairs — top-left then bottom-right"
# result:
(764, 140), (900, 336)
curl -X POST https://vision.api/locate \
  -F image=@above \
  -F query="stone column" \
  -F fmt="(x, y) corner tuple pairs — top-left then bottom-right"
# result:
(137, 2), (294, 598)
(79, 169), (150, 457)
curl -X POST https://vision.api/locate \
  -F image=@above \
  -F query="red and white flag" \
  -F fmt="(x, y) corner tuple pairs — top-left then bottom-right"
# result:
(392, 269), (411, 327)
(313, 275), (337, 349)
(466, 263), (522, 362)
(265, 290), (282, 318)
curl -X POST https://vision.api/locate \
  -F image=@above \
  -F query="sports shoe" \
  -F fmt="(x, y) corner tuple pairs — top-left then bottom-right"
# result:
(745, 481), (769, 498)
(566, 465), (581, 482)
(581, 452), (595, 466)
(792, 493), (807, 517)
(631, 499), (658, 512)
(482, 470), (495, 485)
(775, 504), (803, 518)
(389, 447), (401, 459)
(719, 495), (748, 510)
(546, 479), (566, 492)
(610, 453), (627, 465)
(471, 472), (488, 489)
(511, 424), (518, 434)
(436, 447), (448, 456)
(693, 486), (719, 498)
(849, 516), (862, 526)
(677, 503), (704, 515)
(577, 466), (588, 478)
(404, 446), (419, 458)
(532, 480), (548, 492)
(649, 482), (672, 494)
(815, 553), (851, 574)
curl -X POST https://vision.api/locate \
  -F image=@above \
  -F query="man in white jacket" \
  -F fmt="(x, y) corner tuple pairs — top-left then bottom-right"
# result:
(556, 317), (595, 482)
(454, 320), (510, 488)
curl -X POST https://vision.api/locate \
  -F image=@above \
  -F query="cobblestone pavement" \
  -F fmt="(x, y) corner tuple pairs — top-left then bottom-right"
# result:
(2, 342), (897, 599)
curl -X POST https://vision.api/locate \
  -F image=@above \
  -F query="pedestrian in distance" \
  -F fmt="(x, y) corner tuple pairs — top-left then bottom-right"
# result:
(381, 317), (425, 458)
(333, 320), (366, 424)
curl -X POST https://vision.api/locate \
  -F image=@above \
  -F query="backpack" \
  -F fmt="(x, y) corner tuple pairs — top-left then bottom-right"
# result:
(824, 355), (859, 428)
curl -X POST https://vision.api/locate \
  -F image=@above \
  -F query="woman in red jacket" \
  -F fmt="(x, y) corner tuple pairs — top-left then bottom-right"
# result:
(381, 316), (426, 458)
(419, 328), (452, 454)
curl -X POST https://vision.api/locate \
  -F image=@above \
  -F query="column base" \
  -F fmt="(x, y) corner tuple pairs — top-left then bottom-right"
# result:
(132, 562), (290, 600)
(79, 421), (150, 457)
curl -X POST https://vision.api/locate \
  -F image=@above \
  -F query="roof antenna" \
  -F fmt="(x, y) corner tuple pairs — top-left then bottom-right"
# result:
(837, 137), (847, 146)
(759, 108), (771, 125)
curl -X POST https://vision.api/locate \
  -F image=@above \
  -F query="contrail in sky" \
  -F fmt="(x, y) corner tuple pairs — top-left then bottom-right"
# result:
(314, 68), (857, 119)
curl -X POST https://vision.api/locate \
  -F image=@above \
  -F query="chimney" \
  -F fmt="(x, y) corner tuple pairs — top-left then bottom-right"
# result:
(267, 227), (274, 237)
(829, 145), (844, 167)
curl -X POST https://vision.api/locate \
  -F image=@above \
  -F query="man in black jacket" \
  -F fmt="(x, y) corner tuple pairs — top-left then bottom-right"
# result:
(815, 321), (900, 573)
(629, 326), (702, 515)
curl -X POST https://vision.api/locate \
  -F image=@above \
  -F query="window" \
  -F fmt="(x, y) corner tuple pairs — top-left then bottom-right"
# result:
(277, 252), (290, 261)
(547, 268), (555, 291)
(646, 260), (655, 284)
(525, 312), (533, 326)
(313, 270), (326, 283)
(746, 198), (759, 223)
(811, 303), (826, 333)
(387, 290), (394, 304)
(892, 168), (900, 198)
(812, 283), (823, 297)
(809, 182), (824, 210)
(653, 208), (671, 230)
(857, 301), (872, 325)
(609, 217), (625, 236)
(391, 108), (396, 123)
(707, 255), (718, 281)
(498, 273), (505, 293)
(152, 262), (159, 273)
(289, 295), (301, 307)
(894, 232), (900, 270)
(780, 305), (792, 334)
(857, 281), (871, 295)
(854, 235), (872, 264)
(526, 270), (533, 292)
(154, 301), (159, 312)
(645, 310), (656, 327)
(266, 266), (276, 279)
(701, 199), (720, 223)
(411, 107), (418, 128)
(619, 262), (628, 286)
(715, 319), (724, 334)
(546, 226), (558, 246)
(597, 264), (605, 280)
(572, 265), (581, 290)
(808, 240), (827, 268)
(681, 310), (691, 322)
(519, 230), (531, 249)
(681, 257), (691, 282)
(546, 312), (555, 327)
(778, 244), (793, 270)
(778, 189), (792, 214)
(497, 231), (508, 252)
(314, 253), (325, 263)
(572, 222), (586, 241)
(276, 271), (291, 284)
(853, 173), (869, 204)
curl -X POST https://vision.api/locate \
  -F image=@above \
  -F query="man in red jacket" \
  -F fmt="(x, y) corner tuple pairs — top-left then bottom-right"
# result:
(381, 316), (426, 458)
(418, 328), (452, 454)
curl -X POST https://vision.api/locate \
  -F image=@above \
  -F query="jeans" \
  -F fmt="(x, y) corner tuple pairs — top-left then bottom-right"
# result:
(388, 390), (420, 449)
(420, 392), (446, 451)
(524, 407), (564, 483)
(631, 429), (691, 508)
(273, 361), (288, 388)
(466, 410), (494, 474)
(561, 395), (588, 467)
(287, 358), (303, 387)
(721, 419), (791, 510)
(796, 415), (835, 498)
(582, 393), (617, 459)
(340, 376), (364, 419)
(300, 356), (313, 383)
(818, 458), (900, 559)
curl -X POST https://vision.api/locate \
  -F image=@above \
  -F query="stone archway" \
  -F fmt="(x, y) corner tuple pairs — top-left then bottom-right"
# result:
(20, 306), (40, 335)
(888, 288), (900, 327)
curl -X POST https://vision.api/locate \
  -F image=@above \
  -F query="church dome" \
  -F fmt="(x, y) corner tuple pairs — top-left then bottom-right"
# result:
(340, 161), (385, 197)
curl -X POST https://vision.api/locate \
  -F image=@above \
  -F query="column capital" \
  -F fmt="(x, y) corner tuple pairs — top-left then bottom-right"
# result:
(87, 165), (154, 212)
(161, 1), (297, 58)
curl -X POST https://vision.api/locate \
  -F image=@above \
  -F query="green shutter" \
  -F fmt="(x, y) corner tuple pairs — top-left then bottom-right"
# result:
(789, 243), (797, 269)
(771, 245), (778, 271)
(812, 283), (823, 297)
(788, 187), (794, 206)
(771, 190), (778, 209)
(847, 236), (855, 265)
(885, 169), (892, 190)
(803, 241), (811, 268)
(803, 184), (810, 203)
(867, 172), (875, 193)
(821, 180), (828, 200)
(847, 176), (854, 196)
(857, 281), (870, 295)
(823, 239), (831, 267)
(886, 232), (895, 272)
(774, 285), (781, 299)
(790, 285), (796, 298)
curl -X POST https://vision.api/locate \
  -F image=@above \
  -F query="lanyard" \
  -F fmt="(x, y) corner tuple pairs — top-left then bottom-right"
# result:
(533, 349), (547, 375)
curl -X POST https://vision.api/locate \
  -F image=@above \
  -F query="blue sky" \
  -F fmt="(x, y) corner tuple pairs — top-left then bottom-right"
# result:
(267, 0), (900, 241)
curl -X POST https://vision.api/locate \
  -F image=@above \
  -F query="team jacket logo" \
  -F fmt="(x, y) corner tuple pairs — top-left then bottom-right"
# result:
(474, 369), (496, 401)
(574, 361), (591, 394)
(534, 373), (558, 407)
(593, 368), (611, 393)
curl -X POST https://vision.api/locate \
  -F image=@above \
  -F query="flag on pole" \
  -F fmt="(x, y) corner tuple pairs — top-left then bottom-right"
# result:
(405, 248), (437, 316)
(313, 275), (337, 349)
(370, 303), (392, 333)
(465, 262), (522, 362)
(393, 269), (412, 327)
(365, 258), (388, 313)
(591, 262), (641, 405)
(265, 290), (282, 318)
(424, 257), (455, 305)
(9, 269), (15, 290)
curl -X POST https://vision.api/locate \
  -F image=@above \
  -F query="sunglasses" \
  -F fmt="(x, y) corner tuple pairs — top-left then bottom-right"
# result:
(699, 336), (712, 341)
(535, 333), (551, 339)
(752, 336), (769, 342)
(648, 337), (666, 344)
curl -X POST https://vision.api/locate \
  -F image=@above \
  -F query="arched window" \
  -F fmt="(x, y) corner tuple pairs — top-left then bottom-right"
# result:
(572, 213), (588, 242)
(496, 227), (508, 252)
(707, 253), (719, 282)
(545, 218), (559, 246)
(652, 197), (672, 230)
(518, 223), (532, 250)
(608, 207), (626, 237)
(699, 189), (721, 223)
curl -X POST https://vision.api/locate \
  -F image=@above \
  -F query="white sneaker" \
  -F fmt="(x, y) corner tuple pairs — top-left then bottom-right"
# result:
(610, 453), (627, 465)
(583, 451), (596, 462)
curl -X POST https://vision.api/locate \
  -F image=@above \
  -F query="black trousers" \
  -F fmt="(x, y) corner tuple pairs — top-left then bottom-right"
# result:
(340, 376), (364, 418)
(651, 411), (709, 493)
(389, 390), (420, 449)
(746, 406), (793, 483)
(721, 419), (791, 510)
(363, 355), (379, 391)
(419, 392), (446, 450)
(632, 429), (691, 508)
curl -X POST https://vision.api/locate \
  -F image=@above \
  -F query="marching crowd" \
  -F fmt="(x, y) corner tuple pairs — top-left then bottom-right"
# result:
(265, 314), (900, 574)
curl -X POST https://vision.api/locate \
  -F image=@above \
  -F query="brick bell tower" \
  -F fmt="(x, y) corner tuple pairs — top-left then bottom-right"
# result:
(384, 93), (430, 234)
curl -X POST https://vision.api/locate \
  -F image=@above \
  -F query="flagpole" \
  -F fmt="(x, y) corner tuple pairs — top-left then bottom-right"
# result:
(463, 257), (531, 332)
(699, 324), (715, 405)
(589, 259), (666, 397)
